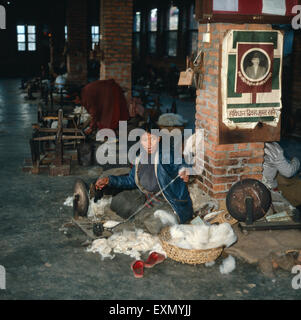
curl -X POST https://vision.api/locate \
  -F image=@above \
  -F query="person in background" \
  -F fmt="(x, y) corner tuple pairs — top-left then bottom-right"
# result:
(74, 79), (129, 135)
(263, 142), (300, 190)
(54, 71), (68, 91)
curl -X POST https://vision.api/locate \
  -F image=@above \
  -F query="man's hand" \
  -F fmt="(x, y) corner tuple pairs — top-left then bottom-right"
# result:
(179, 168), (189, 183)
(95, 177), (109, 190)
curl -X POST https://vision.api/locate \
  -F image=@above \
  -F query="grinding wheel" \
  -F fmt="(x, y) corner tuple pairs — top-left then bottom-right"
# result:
(226, 179), (271, 222)
(73, 179), (89, 219)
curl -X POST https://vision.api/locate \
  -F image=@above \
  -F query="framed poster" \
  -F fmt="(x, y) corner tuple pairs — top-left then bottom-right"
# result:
(196, 0), (300, 24)
(219, 30), (283, 144)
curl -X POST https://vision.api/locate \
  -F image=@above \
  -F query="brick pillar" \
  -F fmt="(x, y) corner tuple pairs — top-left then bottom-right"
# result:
(66, 0), (88, 86)
(100, 0), (133, 98)
(196, 23), (273, 199)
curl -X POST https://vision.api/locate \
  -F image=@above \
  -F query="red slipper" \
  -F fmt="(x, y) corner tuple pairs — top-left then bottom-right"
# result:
(144, 252), (166, 268)
(131, 260), (144, 278)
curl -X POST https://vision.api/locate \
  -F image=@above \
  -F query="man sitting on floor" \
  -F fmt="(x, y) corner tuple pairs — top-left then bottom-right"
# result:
(95, 122), (193, 234)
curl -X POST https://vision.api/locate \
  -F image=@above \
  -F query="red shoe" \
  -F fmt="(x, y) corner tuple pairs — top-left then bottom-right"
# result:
(131, 260), (144, 278)
(144, 252), (166, 268)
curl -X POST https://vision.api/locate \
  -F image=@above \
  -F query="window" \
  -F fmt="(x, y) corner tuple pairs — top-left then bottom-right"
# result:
(133, 12), (141, 57)
(17, 25), (36, 51)
(166, 6), (179, 56)
(150, 8), (157, 32)
(134, 11), (141, 32)
(188, 4), (198, 55)
(17, 25), (25, 51)
(148, 8), (157, 54)
(16, 25), (35, 51)
(169, 6), (179, 30)
(0, 5), (6, 30)
(91, 25), (100, 49)
(27, 26), (36, 51)
(65, 25), (68, 41)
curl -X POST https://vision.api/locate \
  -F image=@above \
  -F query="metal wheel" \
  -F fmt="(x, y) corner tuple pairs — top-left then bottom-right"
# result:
(226, 179), (271, 222)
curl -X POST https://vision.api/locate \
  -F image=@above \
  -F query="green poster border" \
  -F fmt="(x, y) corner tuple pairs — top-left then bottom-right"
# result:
(232, 31), (278, 49)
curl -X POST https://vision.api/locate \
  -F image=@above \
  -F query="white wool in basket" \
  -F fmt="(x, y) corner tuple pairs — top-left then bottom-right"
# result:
(169, 223), (237, 250)
(158, 113), (188, 126)
(207, 223), (237, 249)
(219, 255), (236, 274)
(87, 229), (166, 261)
(154, 210), (178, 226)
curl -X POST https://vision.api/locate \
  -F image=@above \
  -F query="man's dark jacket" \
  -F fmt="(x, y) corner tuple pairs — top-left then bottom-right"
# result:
(108, 149), (194, 224)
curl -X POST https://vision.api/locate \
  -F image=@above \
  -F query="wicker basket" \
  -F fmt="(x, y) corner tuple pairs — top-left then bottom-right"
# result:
(206, 210), (238, 226)
(159, 227), (223, 265)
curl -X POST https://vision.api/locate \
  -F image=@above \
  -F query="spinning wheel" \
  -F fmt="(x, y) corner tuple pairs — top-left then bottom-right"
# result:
(226, 179), (271, 223)
(73, 179), (89, 219)
(226, 179), (301, 231)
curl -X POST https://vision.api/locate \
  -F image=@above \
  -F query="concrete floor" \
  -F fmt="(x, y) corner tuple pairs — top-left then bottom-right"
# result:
(0, 79), (300, 300)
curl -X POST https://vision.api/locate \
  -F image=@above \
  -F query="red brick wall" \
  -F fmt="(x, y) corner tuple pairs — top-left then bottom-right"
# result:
(196, 23), (273, 199)
(66, 0), (88, 86)
(100, 0), (133, 98)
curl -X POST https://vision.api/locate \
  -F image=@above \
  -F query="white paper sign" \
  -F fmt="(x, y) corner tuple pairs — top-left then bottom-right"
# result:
(213, 0), (238, 12)
(262, 0), (286, 16)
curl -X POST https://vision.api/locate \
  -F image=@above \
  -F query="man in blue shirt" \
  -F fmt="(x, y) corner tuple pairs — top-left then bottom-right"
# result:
(95, 122), (194, 234)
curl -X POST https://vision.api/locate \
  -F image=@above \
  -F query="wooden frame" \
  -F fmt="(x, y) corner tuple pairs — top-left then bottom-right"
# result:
(195, 0), (300, 24)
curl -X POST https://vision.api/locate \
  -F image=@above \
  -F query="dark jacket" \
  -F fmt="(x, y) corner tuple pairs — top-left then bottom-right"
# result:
(108, 149), (194, 223)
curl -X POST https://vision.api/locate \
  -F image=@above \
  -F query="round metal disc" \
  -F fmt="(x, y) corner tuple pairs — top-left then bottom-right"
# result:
(73, 179), (89, 218)
(226, 179), (271, 222)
